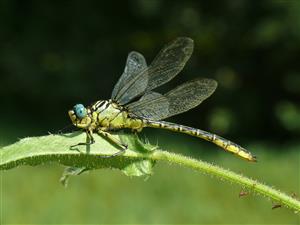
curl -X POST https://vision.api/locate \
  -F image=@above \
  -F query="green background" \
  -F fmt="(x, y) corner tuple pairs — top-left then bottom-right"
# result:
(0, 0), (299, 224)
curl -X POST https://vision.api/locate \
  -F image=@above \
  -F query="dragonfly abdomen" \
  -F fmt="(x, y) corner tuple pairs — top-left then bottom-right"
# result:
(68, 38), (255, 161)
(146, 120), (256, 162)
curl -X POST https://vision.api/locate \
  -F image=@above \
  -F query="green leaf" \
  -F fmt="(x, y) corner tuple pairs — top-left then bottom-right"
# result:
(1, 132), (300, 212)
(0, 131), (156, 179)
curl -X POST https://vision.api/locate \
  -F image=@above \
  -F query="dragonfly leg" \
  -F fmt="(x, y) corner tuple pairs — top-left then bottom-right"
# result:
(97, 129), (127, 158)
(70, 130), (95, 150)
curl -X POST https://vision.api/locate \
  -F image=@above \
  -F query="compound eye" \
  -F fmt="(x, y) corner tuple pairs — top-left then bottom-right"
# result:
(73, 104), (87, 119)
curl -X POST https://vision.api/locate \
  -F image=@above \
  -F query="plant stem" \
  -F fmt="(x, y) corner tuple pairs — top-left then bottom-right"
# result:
(148, 150), (300, 212)
(1, 133), (299, 212)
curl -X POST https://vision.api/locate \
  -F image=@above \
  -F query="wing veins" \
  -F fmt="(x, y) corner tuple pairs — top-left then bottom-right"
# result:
(112, 37), (194, 105)
(127, 78), (218, 120)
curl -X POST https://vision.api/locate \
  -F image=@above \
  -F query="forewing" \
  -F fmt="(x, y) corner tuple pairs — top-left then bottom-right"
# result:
(113, 37), (194, 105)
(111, 51), (147, 101)
(162, 78), (218, 119)
(145, 37), (194, 91)
(127, 92), (169, 120)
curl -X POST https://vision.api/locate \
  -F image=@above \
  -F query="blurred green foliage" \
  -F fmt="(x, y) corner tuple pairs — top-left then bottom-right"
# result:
(0, 1), (299, 224)
(2, 144), (299, 224)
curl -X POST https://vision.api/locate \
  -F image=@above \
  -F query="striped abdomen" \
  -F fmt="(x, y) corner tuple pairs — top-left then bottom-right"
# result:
(146, 120), (256, 162)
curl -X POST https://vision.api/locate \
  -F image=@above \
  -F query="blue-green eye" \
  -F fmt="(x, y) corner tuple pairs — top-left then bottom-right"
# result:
(73, 104), (87, 119)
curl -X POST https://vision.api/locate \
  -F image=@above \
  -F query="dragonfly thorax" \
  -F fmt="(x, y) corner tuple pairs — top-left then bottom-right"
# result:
(67, 37), (256, 161)
(68, 100), (144, 131)
(92, 100), (128, 129)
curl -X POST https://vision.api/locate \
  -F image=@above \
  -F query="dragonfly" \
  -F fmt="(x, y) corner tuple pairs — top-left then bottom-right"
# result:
(68, 37), (256, 162)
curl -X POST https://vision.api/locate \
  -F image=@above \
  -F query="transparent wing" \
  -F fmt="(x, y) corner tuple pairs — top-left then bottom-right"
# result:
(163, 78), (218, 119)
(113, 37), (194, 105)
(111, 51), (147, 101)
(127, 92), (169, 120)
(127, 78), (217, 121)
(145, 37), (194, 91)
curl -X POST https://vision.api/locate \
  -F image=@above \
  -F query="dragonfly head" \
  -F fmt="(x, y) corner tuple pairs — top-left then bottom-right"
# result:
(68, 104), (92, 129)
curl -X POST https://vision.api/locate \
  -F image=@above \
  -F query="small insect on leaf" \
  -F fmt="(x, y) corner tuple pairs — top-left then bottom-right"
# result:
(239, 190), (249, 197)
(272, 203), (282, 210)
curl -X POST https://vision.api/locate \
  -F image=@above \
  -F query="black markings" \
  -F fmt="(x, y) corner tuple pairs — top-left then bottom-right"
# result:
(223, 142), (229, 149)
(105, 102), (110, 109)
(97, 101), (106, 109)
(94, 101), (110, 113)
(99, 117), (108, 124)
(208, 135), (214, 141)
(109, 111), (122, 123)
(97, 112), (102, 122)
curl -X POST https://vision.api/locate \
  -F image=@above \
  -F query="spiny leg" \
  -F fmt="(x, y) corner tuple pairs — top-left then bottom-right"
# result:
(70, 129), (95, 150)
(97, 129), (127, 158)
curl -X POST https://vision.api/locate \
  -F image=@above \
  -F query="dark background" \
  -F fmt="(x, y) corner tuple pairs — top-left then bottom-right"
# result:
(1, 1), (299, 224)
(1, 0), (300, 145)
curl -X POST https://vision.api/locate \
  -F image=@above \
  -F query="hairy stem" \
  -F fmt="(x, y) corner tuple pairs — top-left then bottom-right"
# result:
(0, 132), (299, 212)
(149, 150), (300, 212)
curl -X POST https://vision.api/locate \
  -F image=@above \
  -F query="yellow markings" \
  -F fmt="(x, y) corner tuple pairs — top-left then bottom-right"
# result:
(214, 139), (256, 162)
(133, 120), (257, 162)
